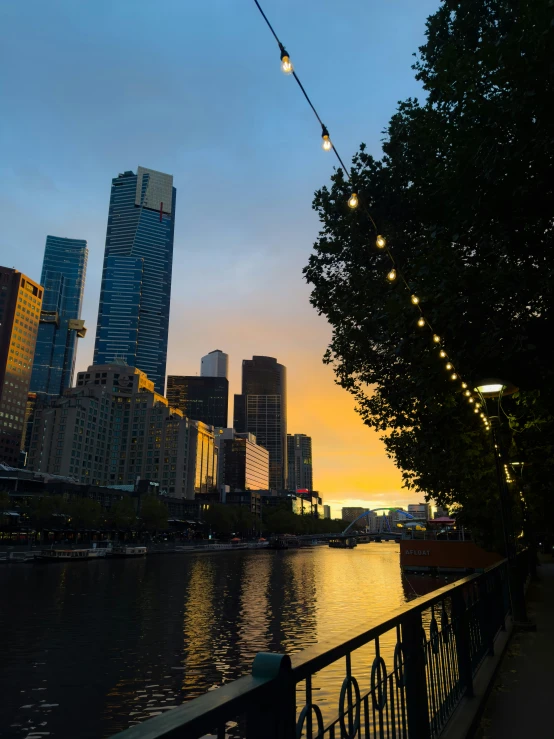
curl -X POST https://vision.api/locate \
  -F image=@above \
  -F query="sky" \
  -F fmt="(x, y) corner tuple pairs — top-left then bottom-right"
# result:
(0, 0), (440, 516)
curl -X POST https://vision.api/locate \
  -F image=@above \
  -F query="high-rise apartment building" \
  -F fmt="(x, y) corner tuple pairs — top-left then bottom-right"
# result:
(287, 433), (313, 491)
(233, 356), (287, 490)
(323, 504), (331, 519)
(0, 268), (43, 465)
(201, 349), (228, 379)
(27, 362), (216, 498)
(93, 167), (176, 394)
(30, 235), (88, 400)
(215, 429), (269, 491)
(167, 375), (228, 428)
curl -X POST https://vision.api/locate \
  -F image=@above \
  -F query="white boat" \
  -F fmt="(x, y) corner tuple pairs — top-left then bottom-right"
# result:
(110, 545), (147, 557)
(37, 548), (92, 561)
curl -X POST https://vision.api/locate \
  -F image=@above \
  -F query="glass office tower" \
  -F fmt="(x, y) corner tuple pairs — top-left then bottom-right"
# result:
(233, 356), (287, 490)
(167, 375), (229, 428)
(30, 236), (88, 400)
(93, 167), (176, 394)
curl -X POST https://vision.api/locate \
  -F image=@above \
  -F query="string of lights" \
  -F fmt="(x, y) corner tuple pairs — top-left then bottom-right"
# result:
(252, 0), (492, 435)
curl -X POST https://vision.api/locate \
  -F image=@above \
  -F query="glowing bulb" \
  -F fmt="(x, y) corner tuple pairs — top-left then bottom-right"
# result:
(348, 193), (359, 209)
(461, 382), (468, 389)
(433, 334), (440, 343)
(469, 397), (474, 403)
(387, 269), (397, 282)
(475, 402), (481, 409)
(446, 362), (453, 370)
(480, 413), (485, 419)
(417, 317), (425, 327)
(451, 373), (458, 380)
(280, 55), (293, 75)
(321, 134), (332, 151)
(439, 350), (447, 358)
(465, 390), (471, 397)
(376, 235), (386, 249)
(474, 407), (479, 413)
(411, 295), (419, 305)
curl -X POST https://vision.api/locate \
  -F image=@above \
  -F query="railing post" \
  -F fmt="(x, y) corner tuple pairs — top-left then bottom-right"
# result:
(402, 610), (431, 739)
(452, 589), (474, 697)
(246, 653), (296, 739)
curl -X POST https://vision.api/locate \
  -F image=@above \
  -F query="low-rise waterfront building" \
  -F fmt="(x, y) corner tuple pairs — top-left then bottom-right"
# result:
(26, 362), (217, 499)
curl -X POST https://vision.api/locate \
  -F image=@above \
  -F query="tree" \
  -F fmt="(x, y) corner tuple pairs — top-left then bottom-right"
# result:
(109, 497), (137, 529)
(203, 504), (235, 537)
(303, 0), (554, 544)
(67, 498), (102, 530)
(231, 506), (257, 537)
(30, 495), (66, 528)
(140, 496), (168, 532)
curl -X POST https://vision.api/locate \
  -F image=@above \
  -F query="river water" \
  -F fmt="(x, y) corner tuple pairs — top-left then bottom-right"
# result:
(0, 544), (446, 738)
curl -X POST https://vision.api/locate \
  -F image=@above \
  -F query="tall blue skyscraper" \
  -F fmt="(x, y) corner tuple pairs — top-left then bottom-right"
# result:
(30, 236), (88, 399)
(93, 167), (176, 394)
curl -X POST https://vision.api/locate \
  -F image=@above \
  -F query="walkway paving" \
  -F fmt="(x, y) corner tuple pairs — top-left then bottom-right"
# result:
(474, 556), (554, 739)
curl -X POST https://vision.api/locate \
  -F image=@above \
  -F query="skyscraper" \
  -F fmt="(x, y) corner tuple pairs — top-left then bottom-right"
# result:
(287, 433), (313, 491)
(30, 235), (88, 400)
(93, 167), (176, 394)
(0, 267), (43, 465)
(201, 349), (228, 379)
(233, 356), (287, 490)
(167, 375), (228, 428)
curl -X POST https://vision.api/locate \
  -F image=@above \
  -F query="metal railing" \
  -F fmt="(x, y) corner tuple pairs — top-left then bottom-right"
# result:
(110, 555), (528, 739)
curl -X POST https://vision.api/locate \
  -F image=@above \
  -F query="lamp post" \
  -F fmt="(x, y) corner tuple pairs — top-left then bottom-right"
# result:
(474, 378), (527, 623)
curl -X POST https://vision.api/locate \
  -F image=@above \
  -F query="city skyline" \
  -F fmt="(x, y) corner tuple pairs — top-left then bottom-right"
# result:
(0, 0), (441, 511)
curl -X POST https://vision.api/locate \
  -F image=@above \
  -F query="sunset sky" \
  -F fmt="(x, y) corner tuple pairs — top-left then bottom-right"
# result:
(0, 0), (440, 516)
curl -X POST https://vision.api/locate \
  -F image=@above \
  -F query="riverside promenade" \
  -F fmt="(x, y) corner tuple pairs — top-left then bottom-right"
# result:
(475, 556), (554, 739)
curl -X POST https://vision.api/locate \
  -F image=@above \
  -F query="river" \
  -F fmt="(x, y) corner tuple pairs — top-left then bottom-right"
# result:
(0, 544), (447, 738)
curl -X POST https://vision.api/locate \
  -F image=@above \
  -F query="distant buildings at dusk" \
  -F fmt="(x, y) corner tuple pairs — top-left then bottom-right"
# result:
(0, 165), (323, 515)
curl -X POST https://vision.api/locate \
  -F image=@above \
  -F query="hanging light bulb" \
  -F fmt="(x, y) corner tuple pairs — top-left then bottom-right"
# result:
(376, 235), (386, 249)
(469, 397), (475, 403)
(474, 407), (479, 413)
(417, 317), (425, 327)
(280, 47), (294, 75)
(439, 350), (447, 358)
(480, 413), (485, 419)
(348, 193), (359, 209)
(387, 269), (397, 282)
(451, 373), (458, 380)
(461, 382), (468, 389)
(475, 402), (481, 409)
(446, 362), (453, 370)
(411, 295), (419, 305)
(433, 334), (440, 343)
(321, 125), (332, 151)
(465, 390), (471, 397)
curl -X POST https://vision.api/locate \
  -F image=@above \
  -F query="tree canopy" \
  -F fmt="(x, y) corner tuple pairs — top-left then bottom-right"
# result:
(304, 0), (554, 543)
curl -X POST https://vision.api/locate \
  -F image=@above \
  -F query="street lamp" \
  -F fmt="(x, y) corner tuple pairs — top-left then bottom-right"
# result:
(474, 377), (527, 623)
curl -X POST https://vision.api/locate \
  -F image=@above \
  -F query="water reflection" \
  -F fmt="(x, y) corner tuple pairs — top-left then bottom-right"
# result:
(0, 544), (448, 738)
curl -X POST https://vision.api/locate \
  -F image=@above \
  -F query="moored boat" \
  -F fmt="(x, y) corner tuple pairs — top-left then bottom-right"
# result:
(328, 537), (357, 549)
(37, 548), (92, 561)
(110, 545), (147, 557)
